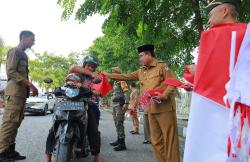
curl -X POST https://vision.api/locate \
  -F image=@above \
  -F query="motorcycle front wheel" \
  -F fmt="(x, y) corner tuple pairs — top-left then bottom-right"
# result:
(53, 141), (73, 162)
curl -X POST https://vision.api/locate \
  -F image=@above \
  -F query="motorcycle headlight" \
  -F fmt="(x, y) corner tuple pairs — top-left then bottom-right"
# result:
(65, 88), (80, 98)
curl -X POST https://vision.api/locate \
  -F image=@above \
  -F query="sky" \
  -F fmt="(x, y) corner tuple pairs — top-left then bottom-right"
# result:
(0, 0), (105, 56)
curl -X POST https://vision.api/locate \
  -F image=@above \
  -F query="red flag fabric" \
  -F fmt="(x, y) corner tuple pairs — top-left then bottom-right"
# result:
(194, 23), (247, 106)
(139, 89), (164, 109)
(163, 77), (191, 90)
(183, 65), (194, 84)
(129, 109), (137, 116)
(140, 78), (193, 109)
(91, 72), (113, 97)
(184, 23), (247, 162)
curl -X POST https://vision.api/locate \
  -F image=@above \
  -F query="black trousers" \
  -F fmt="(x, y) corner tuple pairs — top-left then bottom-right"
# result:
(45, 103), (101, 155)
(90, 102), (100, 126)
(87, 103), (101, 155)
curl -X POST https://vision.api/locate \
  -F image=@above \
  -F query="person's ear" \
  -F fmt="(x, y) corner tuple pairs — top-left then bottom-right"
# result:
(223, 6), (229, 18)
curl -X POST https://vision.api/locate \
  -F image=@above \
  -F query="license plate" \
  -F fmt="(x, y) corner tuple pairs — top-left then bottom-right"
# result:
(54, 101), (85, 111)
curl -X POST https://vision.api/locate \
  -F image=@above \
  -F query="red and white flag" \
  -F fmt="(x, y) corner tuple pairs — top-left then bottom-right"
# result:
(91, 72), (112, 97)
(183, 23), (248, 162)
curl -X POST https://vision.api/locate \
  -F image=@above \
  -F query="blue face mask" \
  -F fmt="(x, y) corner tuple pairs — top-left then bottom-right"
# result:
(65, 88), (80, 98)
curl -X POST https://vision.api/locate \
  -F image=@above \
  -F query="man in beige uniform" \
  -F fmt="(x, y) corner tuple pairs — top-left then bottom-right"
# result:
(105, 44), (180, 162)
(128, 82), (139, 134)
(0, 30), (38, 162)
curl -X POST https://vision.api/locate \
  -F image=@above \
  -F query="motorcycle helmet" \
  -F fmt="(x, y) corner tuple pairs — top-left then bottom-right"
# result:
(82, 54), (99, 70)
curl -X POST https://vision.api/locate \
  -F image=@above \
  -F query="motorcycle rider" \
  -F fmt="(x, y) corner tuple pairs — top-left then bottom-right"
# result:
(43, 54), (102, 162)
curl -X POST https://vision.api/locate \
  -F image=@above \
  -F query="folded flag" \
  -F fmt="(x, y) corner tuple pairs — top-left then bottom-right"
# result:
(91, 72), (113, 97)
(183, 65), (194, 84)
(163, 77), (192, 90)
(139, 89), (164, 109)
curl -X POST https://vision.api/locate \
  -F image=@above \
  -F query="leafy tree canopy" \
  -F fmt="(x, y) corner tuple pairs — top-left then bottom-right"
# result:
(51, 1), (250, 77)
(29, 52), (77, 90)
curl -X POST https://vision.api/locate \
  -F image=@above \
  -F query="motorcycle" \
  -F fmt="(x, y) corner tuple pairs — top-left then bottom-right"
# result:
(44, 75), (101, 162)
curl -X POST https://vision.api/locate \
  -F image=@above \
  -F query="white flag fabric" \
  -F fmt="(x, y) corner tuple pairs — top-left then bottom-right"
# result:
(183, 23), (248, 162)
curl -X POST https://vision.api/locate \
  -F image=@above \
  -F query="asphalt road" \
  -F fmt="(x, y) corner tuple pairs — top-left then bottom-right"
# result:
(0, 109), (156, 162)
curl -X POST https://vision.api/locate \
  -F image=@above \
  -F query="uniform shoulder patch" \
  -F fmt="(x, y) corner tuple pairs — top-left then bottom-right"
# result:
(157, 61), (168, 68)
(158, 61), (171, 71)
(157, 60), (165, 63)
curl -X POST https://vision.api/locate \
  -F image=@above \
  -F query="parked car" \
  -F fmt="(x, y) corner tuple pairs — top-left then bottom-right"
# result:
(25, 95), (56, 115)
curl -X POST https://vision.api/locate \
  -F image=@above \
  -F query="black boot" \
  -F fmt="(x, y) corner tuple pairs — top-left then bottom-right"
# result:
(110, 138), (119, 146)
(9, 144), (26, 160)
(114, 138), (126, 151)
(0, 150), (14, 162)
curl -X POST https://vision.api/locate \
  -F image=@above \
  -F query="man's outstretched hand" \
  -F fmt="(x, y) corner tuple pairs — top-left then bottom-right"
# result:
(29, 84), (38, 97)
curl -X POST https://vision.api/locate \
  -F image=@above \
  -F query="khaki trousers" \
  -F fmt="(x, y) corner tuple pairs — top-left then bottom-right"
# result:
(131, 114), (139, 132)
(143, 113), (151, 141)
(0, 95), (26, 153)
(148, 111), (180, 162)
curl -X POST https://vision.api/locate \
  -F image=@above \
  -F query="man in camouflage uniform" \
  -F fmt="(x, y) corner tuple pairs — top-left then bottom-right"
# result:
(109, 67), (130, 151)
(0, 31), (38, 162)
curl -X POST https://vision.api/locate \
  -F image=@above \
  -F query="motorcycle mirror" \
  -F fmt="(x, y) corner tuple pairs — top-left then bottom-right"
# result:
(44, 78), (53, 84)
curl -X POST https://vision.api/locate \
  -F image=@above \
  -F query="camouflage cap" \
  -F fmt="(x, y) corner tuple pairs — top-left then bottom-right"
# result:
(112, 67), (121, 73)
(206, 0), (241, 13)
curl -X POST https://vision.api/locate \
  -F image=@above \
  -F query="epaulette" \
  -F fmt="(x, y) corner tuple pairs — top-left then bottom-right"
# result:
(157, 60), (168, 67)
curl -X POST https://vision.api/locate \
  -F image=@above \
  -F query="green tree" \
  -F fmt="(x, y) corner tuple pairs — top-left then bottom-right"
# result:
(0, 37), (7, 64)
(57, 0), (250, 77)
(0, 37), (3, 47)
(89, 27), (140, 73)
(29, 52), (77, 90)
